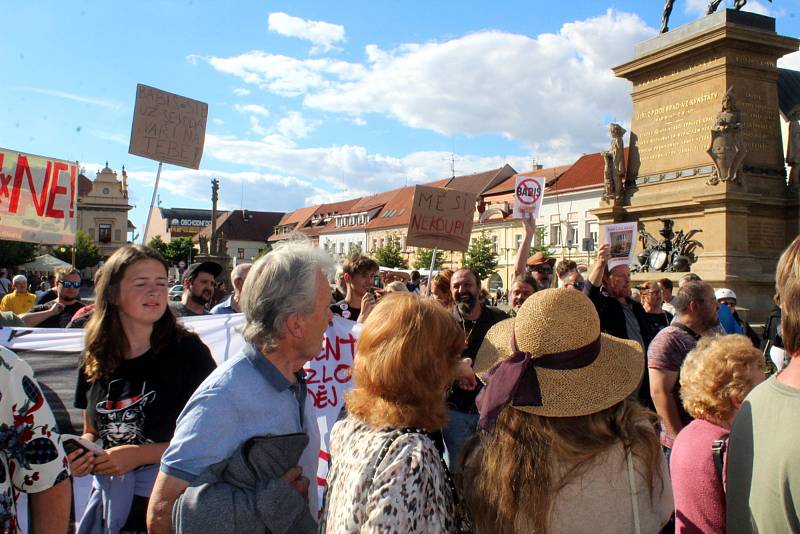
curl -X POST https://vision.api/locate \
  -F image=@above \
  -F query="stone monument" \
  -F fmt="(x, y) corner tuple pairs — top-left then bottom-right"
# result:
(193, 178), (231, 285)
(594, 9), (799, 319)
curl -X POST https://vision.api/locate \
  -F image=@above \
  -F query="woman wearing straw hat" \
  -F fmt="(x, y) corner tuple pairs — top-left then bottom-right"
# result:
(461, 288), (673, 533)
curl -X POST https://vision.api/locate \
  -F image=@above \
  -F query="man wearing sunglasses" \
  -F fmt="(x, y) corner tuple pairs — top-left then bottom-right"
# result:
(23, 267), (85, 328)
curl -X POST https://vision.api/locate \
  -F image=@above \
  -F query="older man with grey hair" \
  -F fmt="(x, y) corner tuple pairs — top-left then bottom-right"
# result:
(147, 240), (334, 534)
(210, 262), (252, 314)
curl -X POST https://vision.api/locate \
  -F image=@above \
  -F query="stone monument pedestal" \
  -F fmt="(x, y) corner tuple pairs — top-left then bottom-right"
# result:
(599, 9), (799, 320)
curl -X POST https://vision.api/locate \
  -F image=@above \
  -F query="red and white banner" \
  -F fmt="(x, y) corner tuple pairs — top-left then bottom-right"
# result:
(0, 148), (78, 245)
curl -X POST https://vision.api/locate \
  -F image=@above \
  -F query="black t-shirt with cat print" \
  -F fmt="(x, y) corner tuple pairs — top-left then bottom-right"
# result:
(74, 333), (216, 448)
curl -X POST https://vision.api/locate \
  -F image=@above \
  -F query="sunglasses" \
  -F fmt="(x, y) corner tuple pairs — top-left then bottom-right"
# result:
(59, 281), (82, 288)
(529, 266), (553, 275)
(570, 280), (585, 290)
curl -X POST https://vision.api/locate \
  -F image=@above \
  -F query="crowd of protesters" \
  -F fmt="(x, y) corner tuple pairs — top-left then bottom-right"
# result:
(1, 226), (798, 534)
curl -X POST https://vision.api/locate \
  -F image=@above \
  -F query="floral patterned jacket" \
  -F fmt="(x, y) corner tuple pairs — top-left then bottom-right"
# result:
(0, 346), (69, 534)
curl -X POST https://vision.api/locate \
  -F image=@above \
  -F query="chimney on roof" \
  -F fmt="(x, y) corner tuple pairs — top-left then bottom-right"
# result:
(533, 164), (543, 170)
(242, 209), (252, 222)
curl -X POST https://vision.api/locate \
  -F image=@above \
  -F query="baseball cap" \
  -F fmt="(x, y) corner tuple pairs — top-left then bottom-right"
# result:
(184, 261), (222, 280)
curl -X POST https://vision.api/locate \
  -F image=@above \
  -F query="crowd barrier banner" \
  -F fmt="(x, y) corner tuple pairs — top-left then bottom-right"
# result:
(0, 147), (78, 245)
(2, 312), (358, 522)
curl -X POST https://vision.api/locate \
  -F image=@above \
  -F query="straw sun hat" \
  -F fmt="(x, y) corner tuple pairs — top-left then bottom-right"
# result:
(474, 288), (643, 424)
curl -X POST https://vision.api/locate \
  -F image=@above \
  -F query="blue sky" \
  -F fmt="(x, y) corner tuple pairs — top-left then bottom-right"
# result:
(1, 0), (798, 238)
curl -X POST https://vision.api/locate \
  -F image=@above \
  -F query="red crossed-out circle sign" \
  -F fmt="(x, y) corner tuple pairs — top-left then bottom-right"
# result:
(516, 178), (542, 205)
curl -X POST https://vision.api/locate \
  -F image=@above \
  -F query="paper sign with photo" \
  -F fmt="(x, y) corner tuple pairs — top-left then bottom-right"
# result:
(513, 175), (546, 220)
(603, 222), (638, 270)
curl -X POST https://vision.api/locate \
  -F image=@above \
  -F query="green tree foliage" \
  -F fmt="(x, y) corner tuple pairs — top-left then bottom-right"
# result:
(529, 227), (553, 259)
(253, 242), (272, 261)
(147, 235), (169, 260)
(165, 237), (195, 265)
(54, 229), (100, 269)
(0, 240), (38, 269)
(348, 243), (363, 256)
(413, 248), (445, 270)
(372, 235), (407, 268)
(462, 231), (498, 282)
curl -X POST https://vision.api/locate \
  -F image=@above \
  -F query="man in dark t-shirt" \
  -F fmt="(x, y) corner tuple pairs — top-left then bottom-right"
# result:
(24, 268), (85, 328)
(445, 268), (508, 470)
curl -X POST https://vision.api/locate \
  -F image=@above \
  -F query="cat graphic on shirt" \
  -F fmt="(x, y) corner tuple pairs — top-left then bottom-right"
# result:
(95, 380), (156, 447)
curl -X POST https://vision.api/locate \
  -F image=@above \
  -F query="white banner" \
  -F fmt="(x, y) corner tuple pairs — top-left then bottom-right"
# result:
(2, 312), (359, 518)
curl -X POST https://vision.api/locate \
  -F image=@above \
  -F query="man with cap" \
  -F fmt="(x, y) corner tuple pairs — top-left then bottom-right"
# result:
(513, 218), (556, 290)
(170, 261), (222, 317)
(0, 274), (36, 314)
(586, 243), (659, 407)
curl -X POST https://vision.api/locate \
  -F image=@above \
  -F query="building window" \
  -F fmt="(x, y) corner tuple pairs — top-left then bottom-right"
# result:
(586, 221), (598, 247)
(338, 242), (345, 255)
(238, 248), (245, 260)
(98, 223), (112, 243)
(491, 234), (499, 254)
(549, 224), (562, 247)
(514, 233), (522, 250)
(372, 238), (378, 251)
(566, 222), (579, 248)
(534, 230), (544, 248)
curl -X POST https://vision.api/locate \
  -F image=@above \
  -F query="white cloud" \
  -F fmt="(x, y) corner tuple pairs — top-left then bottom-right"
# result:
(200, 52), (365, 97)
(267, 12), (346, 53)
(212, 118), (224, 126)
(248, 116), (270, 137)
(88, 130), (128, 145)
(233, 103), (270, 116)
(351, 117), (367, 126)
(125, 166), (325, 211)
(275, 111), (316, 139)
(204, 134), (531, 196)
(233, 87), (251, 96)
(198, 10), (655, 157)
(779, 50), (800, 71)
(10, 86), (120, 110)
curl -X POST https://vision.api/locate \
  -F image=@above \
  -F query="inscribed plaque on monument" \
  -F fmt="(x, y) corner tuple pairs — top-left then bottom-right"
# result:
(406, 186), (476, 251)
(128, 84), (208, 169)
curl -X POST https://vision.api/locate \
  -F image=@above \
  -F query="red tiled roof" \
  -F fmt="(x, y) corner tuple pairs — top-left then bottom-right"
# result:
(78, 174), (93, 197)
(547, 149), (628, 194)
(340, 189), (398, 215)
(441, 164), (516, 195)
(366, 186), (416, 230)
(483, 164), (573, 196)
(194, 210), (285, 243)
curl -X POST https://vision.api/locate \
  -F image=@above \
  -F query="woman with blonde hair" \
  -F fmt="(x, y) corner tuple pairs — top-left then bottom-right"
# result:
(670, 334), (764, 533)
(462, 288), (672, 533)
(320, 292), (470, 532)
(68, 245), (216, 532)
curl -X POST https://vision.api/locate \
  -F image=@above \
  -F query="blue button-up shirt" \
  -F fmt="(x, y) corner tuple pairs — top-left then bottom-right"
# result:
(161, 343), (319, 512)
(210, 294), (236, 314)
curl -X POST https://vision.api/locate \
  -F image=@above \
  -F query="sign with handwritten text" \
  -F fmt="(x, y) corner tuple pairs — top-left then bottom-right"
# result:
(128, 84), (208, 169)
(406, 185), (477, 251)
(0, 148), (78, 245)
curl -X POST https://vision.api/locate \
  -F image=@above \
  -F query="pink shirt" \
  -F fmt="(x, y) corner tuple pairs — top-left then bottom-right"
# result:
(670, 418), (728, 533)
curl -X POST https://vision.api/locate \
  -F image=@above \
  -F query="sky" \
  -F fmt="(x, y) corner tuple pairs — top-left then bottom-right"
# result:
(1, 0), (799, 239)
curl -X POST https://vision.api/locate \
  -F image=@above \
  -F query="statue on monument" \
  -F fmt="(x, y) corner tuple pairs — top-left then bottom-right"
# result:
(661, 0), (770, 33)
(602, 151), (623, 202)
(198, 234), (209, 255)
(787, 104), (800, 190)
(706, 87), (747, 185)
(609, 123), (626, 179)
(217, 231), (228, 257)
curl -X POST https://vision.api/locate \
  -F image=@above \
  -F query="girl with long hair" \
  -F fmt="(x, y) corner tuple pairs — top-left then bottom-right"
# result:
(462, 288), (673, 533)
(68, 245), (216, 533)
